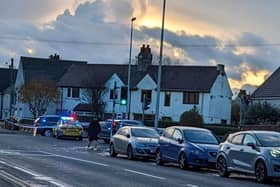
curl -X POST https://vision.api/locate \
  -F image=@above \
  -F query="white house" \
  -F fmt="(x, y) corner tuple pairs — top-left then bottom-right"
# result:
(13, 56), (86, 120)
(58, 63), (233, 124)
(250, 67), (280, 107)
(0, 68), (17, 120)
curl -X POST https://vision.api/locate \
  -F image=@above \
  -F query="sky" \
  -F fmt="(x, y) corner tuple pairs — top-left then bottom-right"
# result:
(0, 0), (279, 95)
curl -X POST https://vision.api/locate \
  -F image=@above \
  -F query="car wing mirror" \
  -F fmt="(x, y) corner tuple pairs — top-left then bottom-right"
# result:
(247, 142), (257, 149)
(177, 138), (183, 144)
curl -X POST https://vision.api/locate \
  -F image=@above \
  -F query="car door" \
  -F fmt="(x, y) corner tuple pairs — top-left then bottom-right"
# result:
(159, 127), (174, 160)
(239, 134), (259, 172)
(169, 129), (184, 161)
(119, 128), (130, 153)
(227, 134), (245, 169)
(113, 128), (125, 153)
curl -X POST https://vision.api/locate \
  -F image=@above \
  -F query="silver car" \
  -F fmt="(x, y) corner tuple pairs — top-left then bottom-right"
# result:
(109, 126), (159, 160)
(216, 130), (280, 183)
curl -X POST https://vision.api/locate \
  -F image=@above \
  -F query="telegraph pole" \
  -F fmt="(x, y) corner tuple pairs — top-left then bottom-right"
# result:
(9, 58), (14, 118)
(155, 0), (166, 129)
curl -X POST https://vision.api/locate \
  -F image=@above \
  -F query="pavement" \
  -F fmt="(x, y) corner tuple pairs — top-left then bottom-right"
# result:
(0, 127), (278, 187)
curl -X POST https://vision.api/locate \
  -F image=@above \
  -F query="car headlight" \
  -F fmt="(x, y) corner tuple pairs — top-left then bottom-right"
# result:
(270, 149), (280, 158)
(191, 149), (203, 155)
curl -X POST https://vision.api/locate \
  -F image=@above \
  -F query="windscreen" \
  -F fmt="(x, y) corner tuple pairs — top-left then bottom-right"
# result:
(183, 130), (219, 145)
(256, 132), (280, 147)
(131, 128), (159, 138)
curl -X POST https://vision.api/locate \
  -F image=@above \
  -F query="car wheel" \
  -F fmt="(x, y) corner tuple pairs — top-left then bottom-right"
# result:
(110, 144), (117, 157)
(179, 153), (188, 170)
(255, 161), (268, 183)
(155, 149), (164, 165)
(104, 139), (110, 144)
(127, 145), (134, 160)
(44, 129), (53, 137)
(217, 156), (230, 177)
(77, 136), (83, 141)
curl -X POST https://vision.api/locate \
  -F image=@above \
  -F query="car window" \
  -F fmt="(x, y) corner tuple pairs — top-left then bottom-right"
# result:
(231, 134), (244, 145)
(172, 129), (183, 140)
(243, 134), (257, 145)
(117, 128), (129, 136)
(164, 128), (174, 138)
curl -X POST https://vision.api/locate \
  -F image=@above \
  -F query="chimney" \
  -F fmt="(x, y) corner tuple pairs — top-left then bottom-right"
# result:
(217, 64), (225, 76)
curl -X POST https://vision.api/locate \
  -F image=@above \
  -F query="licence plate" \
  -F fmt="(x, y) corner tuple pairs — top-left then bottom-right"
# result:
(64, 130), (80, 136)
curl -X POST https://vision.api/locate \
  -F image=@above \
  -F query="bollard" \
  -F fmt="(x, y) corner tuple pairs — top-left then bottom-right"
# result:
(33, 127), (37, 136)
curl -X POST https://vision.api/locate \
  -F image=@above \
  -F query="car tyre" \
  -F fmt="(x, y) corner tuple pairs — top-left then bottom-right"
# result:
(155, 149), (164, 165)
(44, 129), (53, 137)
(104, 139), (110, 144)
(179, 152), (188, 170)
(255, 160), (268, 183)
(127, 145), (134, 160)
(110, 143), (117, 157)
(77, 136), (83, 141)
(217, 156), (230, 177)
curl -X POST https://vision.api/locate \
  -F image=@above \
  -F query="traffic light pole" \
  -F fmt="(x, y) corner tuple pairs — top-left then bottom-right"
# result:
(111, 81), (117, 138)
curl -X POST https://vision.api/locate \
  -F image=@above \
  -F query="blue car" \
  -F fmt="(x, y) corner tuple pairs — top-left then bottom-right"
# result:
(33, 115), (61, 137)
(155, 126), (219, 169)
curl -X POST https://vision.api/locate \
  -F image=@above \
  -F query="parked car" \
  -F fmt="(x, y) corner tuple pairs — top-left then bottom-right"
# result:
(216, 130), (280, 183)
(155, 126), (219, 169)
(98, 119), (144, 144)
(33, 115), (61, 137)
(109, 126), (159, 159)
(53, 117), (83, 141)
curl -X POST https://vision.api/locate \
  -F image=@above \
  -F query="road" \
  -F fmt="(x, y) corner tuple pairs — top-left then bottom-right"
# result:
(0, 129), (278, 187)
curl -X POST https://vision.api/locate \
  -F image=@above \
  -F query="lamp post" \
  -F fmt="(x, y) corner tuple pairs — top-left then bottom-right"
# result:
(9, 58), (15, 119)
(127, 17), (136, 119)
(154, 0), (166, 129)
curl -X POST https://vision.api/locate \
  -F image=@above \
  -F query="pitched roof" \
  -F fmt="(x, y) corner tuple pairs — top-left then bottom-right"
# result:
(251, 67), (280, 98)
(20, 56), (87, 83)
(58, 63), (220, 92)
(0, 68), (17, 92)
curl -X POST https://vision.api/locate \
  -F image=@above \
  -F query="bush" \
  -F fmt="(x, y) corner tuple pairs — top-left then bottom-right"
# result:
(180, 107), (203, 126)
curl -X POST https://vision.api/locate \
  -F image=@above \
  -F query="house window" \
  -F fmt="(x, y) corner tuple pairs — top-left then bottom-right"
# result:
(67, 88), (80, 98)
(141, 90), (152, 103)
(109, 89), (118, 100)
(183, 92), (199, 104)
(164, 92), (171, 106)
(67, 88), (71, 97)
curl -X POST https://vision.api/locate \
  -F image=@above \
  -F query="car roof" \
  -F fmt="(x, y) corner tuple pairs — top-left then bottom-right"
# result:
(39, 115), (60, 118)
(126, 126), (155, 130)
(233, 130), (280, 135)
(167, 126), (211, 132)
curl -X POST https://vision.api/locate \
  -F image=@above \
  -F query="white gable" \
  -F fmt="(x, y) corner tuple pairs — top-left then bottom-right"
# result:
(137, 74), (157, 90)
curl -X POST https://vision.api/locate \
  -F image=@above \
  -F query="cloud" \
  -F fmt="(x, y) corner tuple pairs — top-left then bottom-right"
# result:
(0, 0), (279, 92)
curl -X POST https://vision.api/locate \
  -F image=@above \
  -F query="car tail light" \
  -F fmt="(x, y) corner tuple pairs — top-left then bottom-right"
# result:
(112, 121), (118, 128)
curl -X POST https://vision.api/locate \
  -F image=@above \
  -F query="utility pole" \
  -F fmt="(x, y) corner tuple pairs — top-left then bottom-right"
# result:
(142, 94), (146, 122)
(127, 17), (136, 120)
(155, 0), (166, 129)
(9, 58), (14, 119)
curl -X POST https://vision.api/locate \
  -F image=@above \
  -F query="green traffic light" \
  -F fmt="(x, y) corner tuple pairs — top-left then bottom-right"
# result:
(120, 99), (127, 105)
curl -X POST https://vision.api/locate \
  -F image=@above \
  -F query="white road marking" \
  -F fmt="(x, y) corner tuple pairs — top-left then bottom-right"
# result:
(124, 169), (166, 180)
(0, 159), (70, 187)
(186, 184), (199, 187)
(39, 151), (109, 167)
(0, 170), (29, 187)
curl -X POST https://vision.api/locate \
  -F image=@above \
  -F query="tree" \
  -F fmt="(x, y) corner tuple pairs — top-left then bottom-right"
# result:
(19, 80), (59, 119)
(180, 107), (203, 126)
(81, 88), (106, 119)
(244, 102), (280, 125)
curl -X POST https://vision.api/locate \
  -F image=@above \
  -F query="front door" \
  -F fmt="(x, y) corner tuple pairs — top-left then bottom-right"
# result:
(169, 129), (184, 161)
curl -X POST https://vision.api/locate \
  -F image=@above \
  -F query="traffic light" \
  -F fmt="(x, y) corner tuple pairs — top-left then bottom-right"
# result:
(120, 86), (128, 105)
(143, 95), (151, 110)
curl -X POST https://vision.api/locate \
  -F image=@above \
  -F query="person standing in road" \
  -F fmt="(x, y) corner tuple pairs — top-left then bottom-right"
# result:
(87, 119), (101, 151)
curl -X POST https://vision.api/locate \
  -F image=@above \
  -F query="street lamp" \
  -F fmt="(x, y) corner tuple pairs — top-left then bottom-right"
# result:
(154, 0), (166, 129)
(127, 17), (136, 119)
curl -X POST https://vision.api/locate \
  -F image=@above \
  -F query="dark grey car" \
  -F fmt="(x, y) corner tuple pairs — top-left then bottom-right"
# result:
(216, 130), (280, 183)
(109, 126), (159, 160)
